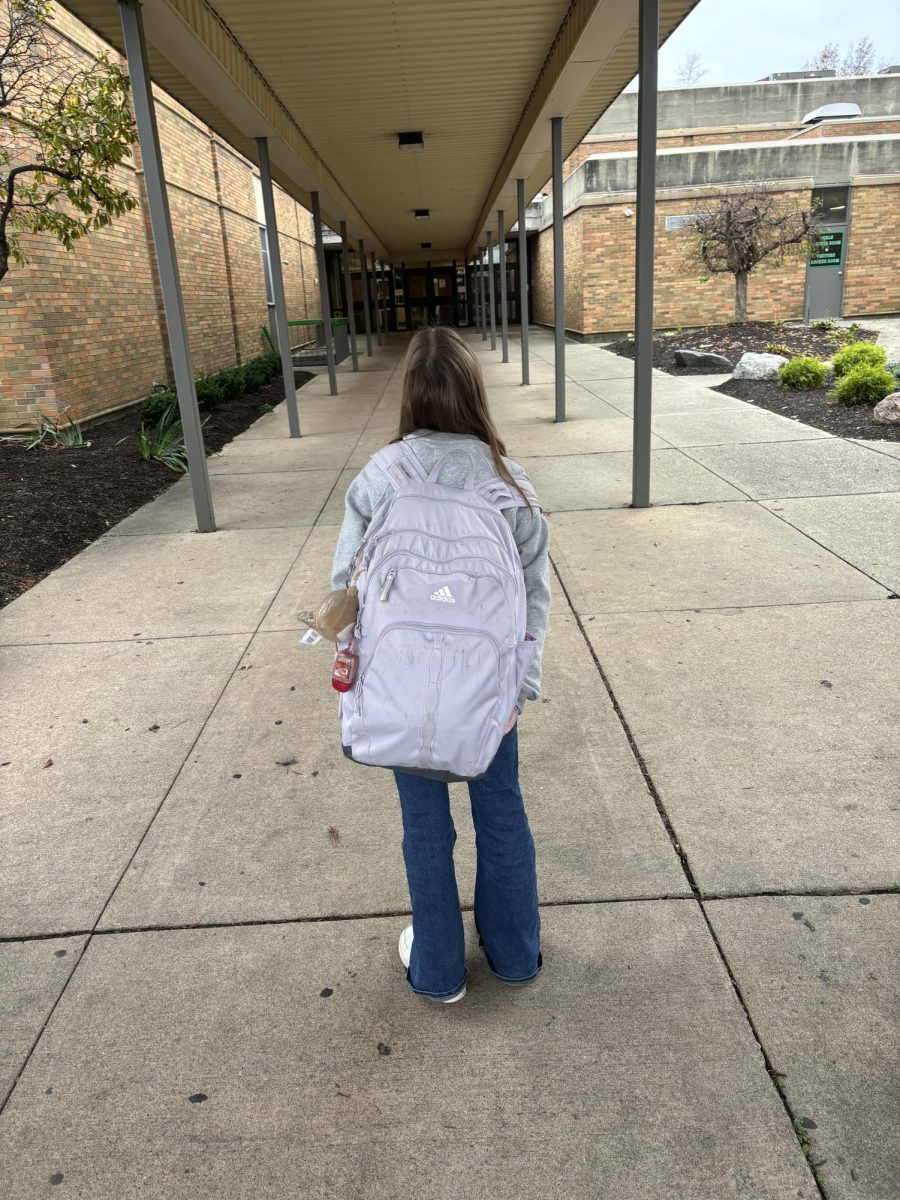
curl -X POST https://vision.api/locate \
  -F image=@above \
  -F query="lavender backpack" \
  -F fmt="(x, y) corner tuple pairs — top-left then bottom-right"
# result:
(340, 438), (538, 781)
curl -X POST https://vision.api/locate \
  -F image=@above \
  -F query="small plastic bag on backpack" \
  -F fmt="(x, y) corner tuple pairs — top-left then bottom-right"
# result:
(298, 586), (358, 643)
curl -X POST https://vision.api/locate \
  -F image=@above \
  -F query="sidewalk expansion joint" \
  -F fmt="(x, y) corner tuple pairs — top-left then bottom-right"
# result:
(550, 555), (702, 899)
(5, 886), (896, 946)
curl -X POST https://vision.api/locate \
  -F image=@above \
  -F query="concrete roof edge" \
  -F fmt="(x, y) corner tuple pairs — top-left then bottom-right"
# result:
(583, 131), (900, 161)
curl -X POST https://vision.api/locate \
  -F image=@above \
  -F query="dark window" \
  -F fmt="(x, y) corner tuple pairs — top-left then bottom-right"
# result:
(812, 186), (849, 223)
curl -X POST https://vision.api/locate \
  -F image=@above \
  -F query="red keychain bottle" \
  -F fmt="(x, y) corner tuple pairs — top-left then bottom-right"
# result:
(331, 647), (358, 692)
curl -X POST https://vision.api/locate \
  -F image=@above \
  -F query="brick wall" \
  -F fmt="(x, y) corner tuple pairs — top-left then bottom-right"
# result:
(531, 229), (551, 327)
(535, 183), (898, 336)
(792, 118), (900, 140)
(529, 209), (584, 333)
(0, 4), (321, 432)
(842, 183), (900, 317)
(533, 194), (810, 335)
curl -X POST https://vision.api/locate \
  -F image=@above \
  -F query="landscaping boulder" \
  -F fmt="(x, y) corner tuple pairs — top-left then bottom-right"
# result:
(673, 349), (734, 371)
(733, 351), (789, 380)
(873, 393), (900, 425)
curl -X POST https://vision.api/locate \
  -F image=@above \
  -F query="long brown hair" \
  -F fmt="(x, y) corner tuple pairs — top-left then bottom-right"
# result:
(395, 326), (531, 507)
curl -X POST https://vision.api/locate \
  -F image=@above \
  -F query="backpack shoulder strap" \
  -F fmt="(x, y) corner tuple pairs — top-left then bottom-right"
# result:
(372, 441), (429, 487)
(476, 474), (540, 513)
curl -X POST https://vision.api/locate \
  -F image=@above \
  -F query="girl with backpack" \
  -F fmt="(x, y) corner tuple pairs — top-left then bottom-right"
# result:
(331, 325), (551, 1004)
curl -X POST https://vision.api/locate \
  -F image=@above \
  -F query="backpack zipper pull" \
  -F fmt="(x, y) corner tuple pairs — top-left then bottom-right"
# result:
(379, 569), (397, 601)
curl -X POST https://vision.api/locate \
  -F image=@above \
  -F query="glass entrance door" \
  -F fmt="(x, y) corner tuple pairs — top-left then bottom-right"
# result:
(403, 267), (459, 327)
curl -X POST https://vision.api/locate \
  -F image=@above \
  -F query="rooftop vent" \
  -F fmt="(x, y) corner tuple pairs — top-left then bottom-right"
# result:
(760, 69), (835, 81)
(802, 101), (862, 124)
(397, 131), (424, 152)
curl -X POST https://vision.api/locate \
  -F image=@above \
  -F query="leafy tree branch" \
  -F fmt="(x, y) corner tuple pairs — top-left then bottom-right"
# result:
(0, 0), (137, 282)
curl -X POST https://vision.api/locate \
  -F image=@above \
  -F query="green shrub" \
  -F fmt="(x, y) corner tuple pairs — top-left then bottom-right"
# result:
(778, 356), (827, 391)
(214, 366), (247, 401)
(832, 364), (897, 407)
(141, 387), (177, 421)
(765, 342), (793, 357)
(887, 360), (900, 384)
(810, 318), (836, 331)
(241, 356), (272, 392)
(139, 352), (278, 420)
(831, 341), (887, 378)
(194, 376), (226, 411)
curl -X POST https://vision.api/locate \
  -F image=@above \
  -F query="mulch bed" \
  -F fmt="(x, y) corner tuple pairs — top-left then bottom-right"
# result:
(607, 319), (897, 441)
(713, 377), (900, 442)
(0, 373), (312, 609)
(606, 320), (879, 375)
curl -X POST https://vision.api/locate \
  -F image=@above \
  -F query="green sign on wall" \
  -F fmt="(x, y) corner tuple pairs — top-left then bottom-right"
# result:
(810, 229), (845, 268)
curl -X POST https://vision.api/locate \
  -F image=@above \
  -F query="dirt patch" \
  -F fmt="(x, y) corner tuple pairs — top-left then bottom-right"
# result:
(0, 374), (313, 609)
(606, 321), (879, 375)
(713, 378), (900, 442)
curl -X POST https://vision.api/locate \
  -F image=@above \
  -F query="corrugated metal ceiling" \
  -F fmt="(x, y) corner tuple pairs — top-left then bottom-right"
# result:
(62, 0), (698, 259)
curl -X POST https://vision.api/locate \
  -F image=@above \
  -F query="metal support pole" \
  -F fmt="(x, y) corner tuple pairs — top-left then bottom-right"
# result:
(359, 237), (373, 356)
(371, 253), (383, 346)
(310, 191), (337, 395)
(487, 230), (497, 350)
(256, 137), (301, 437)
(339, 221), (359, 371)
(118, 0), (215, 530)
(472, 260), (480, 333)
(632, 0), (658, 507)
(517, 178), (530, 385)
(551, 116), (566, 422)
(497, 209), (509, 363)
(479, 249), (487, 341)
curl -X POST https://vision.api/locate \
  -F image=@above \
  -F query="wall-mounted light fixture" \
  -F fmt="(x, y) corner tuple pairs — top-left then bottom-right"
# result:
(398, 131), (424, 152)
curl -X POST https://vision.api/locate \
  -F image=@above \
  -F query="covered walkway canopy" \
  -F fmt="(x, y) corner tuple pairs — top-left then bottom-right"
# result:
(66, 0), (699, 524)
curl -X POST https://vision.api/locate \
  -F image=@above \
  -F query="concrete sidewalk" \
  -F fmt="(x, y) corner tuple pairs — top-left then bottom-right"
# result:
(1, 331), (898, 1199)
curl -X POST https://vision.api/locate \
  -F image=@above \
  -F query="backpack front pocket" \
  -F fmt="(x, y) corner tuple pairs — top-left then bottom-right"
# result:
(354, 623), (503, 776)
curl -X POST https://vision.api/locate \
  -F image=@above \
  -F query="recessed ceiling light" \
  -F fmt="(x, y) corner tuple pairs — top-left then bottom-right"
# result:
(414, 208), (430, 219)
(398, 131), (424, 152)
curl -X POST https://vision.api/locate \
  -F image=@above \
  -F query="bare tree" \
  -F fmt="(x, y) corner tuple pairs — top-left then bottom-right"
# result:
(0, 0), (137, 283)
(684, 185), (817, 323)
(805, 36), (887, 76)
(675, 52), (708, 86)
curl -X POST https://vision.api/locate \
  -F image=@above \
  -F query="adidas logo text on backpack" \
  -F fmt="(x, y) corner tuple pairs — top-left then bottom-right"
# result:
(339, 438), (538, 782)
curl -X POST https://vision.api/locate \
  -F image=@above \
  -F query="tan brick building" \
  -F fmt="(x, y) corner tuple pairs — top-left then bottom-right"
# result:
(5, 14), (900, 435)
(530, 72), (900, 338)
(0, 5), (321, 433)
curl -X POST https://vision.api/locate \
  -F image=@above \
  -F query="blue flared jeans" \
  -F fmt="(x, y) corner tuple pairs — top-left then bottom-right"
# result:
(393, 726), (542, 1000)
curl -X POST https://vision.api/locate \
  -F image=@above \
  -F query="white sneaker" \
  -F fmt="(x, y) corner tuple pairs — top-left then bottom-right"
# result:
(398, 925), (466, 1003)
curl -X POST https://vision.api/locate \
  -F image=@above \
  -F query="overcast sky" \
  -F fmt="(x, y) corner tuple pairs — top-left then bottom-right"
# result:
(631, 0), (900, 89)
